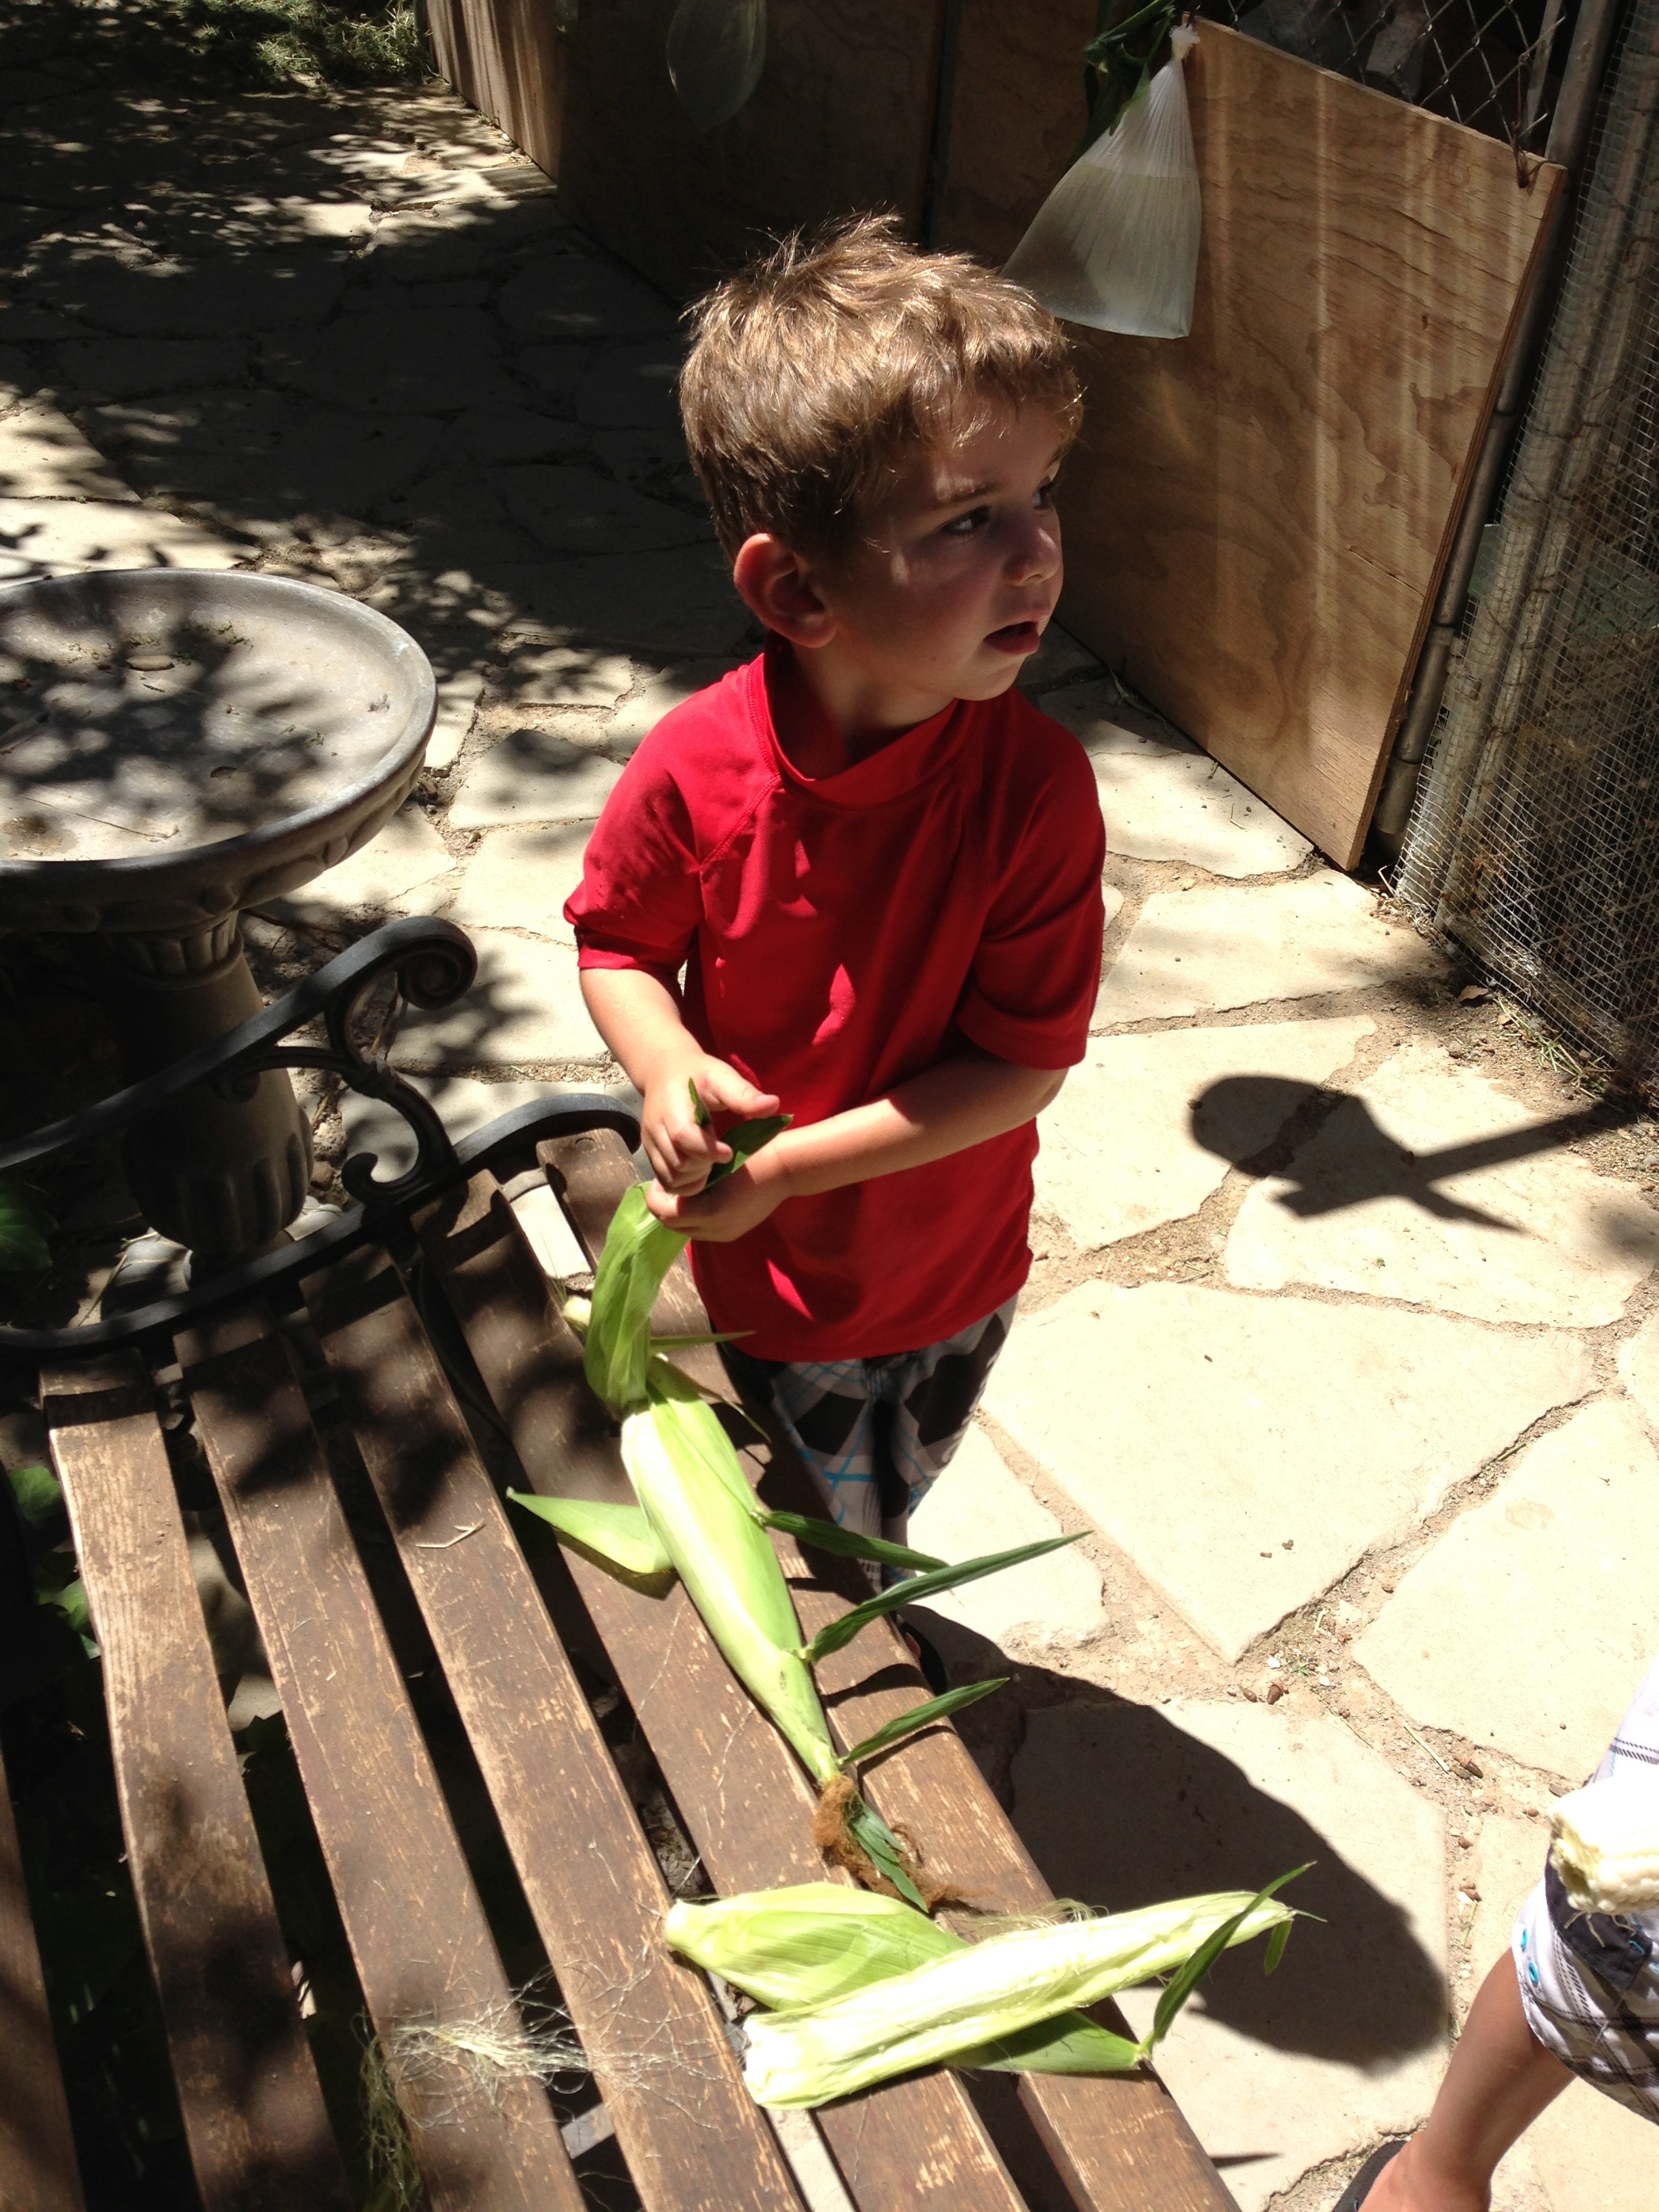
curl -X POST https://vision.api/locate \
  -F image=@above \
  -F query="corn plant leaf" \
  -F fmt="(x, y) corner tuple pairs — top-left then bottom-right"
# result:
(958, 2011), (1144, 2076)
(800, 1534), (1083, 1666)
(1147, 1865), (1306, 2051)
(705, 1113), (792, 1186)
(846, 1797), (926, 1911)
(838, 1679), (1007, 1768)
(507, 1492), (675, 1582)
(584, 1184), (687, 1412)
(760, 1510), (945, 1573)
(1264, 1918), (1291, 1975)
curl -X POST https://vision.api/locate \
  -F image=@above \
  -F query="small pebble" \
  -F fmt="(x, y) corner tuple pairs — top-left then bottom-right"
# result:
(125, 653), (174, 671)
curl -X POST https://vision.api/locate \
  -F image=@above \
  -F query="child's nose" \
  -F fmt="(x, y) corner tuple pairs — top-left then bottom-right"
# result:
(1008, 510), (1061, 583)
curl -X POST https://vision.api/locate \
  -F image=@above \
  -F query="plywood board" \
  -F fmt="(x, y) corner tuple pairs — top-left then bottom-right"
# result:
(427, 0), (566, 181)
(946, 22), (1562, 866)
(556, 0), (946, 300)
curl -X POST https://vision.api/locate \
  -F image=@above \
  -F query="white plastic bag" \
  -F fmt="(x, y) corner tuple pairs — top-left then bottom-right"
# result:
(665, 0), (767, 134)
(1003, 26), (1201, 340)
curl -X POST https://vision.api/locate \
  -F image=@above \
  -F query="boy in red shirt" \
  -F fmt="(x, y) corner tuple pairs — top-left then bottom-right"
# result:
(567, 216), (1105, 1557)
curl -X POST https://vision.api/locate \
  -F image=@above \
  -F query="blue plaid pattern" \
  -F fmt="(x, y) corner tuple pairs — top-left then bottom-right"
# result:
(721, 1297), (1018, 1555)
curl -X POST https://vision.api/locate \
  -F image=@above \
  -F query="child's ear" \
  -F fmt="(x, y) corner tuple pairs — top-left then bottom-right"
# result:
(732, 534), (836, 647)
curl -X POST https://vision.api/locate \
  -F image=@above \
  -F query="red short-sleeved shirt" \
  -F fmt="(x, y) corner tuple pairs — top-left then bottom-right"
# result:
(567, 642), (1105, 1360)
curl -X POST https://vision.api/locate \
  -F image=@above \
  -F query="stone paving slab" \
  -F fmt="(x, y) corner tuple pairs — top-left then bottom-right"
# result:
(577, 339), (685, 432)
(449, 724), (624, 829)
(497, 641), (634, 710)
(41, 249), (346, 335)
(0, 397), (136, 499)
(268, 803), (455, 922)
(1616, 1311), (1659, 1431)
(1044, 680), (1313, 878)
(447, 822), (591, 942)
(604, 659), (740, 753)
(497, 253), (677, 341)
(985, 1282), (1593, 1659)
(1227, 1043), (1659, 1328)
(53, 335), (250, 398)
(1354, 1399), (1659, 1778)
(481, 546), (751, 658)
(500, 462), (711, 555)
(1036, 1017), (1374, 1250)
(907, 1425), (1106, 1652)
(425, 669), (485, 772)
(0, 495), (240, 578)
(389, 926), (598, 1068)
(1011, 1698), (1448, 2212)
(264, 304), (514, 413)
(1097, 873), (1444, 1026)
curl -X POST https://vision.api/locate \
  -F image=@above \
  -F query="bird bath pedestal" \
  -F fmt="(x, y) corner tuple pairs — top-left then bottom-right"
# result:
(0, 570), (435, 1265)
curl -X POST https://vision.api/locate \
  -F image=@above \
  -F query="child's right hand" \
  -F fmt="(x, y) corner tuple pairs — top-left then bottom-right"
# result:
(641, 1058), (781, 1195)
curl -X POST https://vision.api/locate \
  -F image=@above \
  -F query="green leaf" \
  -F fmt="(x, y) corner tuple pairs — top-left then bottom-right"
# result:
(689, 1078), (712, 1128)
(507, 1492), (675, 1582)
(760, 1510), (945, 1574)
(0, 1179), (52, 1274)
(838, 1680), (1007, 1768)
(846, 1798), (926, 1911)
(7, 1460), (62, 1531)
(1264, 1919), (1291, 1975)
(800, 1535), (1084, 1666)
(705, 1113), (792, 1185)
(958, 2011), (1144, 2076)
(1146, 1866), (1307, 2053)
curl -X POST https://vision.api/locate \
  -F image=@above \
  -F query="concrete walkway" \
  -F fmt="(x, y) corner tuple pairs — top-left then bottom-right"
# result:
(5, 50), (1658, 2212)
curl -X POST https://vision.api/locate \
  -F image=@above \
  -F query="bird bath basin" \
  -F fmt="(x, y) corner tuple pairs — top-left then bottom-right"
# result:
(0, 568), (436, 1262)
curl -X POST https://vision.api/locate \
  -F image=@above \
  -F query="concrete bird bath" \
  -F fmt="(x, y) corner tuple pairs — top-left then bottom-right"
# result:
(0, 569), (435, 1263)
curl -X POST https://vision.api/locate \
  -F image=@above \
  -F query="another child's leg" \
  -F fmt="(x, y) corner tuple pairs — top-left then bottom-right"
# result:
(1365, 1955), (1571, 2212)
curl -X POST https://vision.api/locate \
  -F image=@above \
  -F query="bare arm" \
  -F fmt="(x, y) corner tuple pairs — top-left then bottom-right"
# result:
(651, 1045), (1066, 1242)
(581, 966), (780, 1191)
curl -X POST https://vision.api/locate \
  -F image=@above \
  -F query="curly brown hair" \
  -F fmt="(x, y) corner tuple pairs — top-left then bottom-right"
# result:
(678, 213), (1082, 565)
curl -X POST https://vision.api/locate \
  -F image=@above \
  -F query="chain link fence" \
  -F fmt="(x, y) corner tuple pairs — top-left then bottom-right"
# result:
(1396, 0), (1659, 1084)
(1196, 0), (1579, 146)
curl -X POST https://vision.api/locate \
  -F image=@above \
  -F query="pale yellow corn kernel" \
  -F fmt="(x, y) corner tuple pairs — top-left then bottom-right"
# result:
(1549, 1778), (1659, 1914)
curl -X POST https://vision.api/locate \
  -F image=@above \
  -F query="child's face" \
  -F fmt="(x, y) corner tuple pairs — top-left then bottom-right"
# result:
(818, 401), (1066, 712)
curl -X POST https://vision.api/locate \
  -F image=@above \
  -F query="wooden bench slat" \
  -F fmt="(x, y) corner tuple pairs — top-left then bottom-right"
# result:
(414, 1163), (1038, 2212)
(176, 1314), (583, 2212)
(300, 1241), (807, 2212)
(41, 1357), (351, 2212)
(541, 1132), (1239, 2212)
(0, 1728), (85, 2212)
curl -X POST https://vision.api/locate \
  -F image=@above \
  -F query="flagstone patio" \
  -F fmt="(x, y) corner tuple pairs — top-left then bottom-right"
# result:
(5, 49), (1658, 2212)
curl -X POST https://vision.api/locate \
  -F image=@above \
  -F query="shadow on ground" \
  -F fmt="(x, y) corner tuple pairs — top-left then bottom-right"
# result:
(914, 1612), (1448, 2074)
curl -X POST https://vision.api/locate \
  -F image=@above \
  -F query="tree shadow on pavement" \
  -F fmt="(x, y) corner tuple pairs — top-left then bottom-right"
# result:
(912, 1614), (1450, 2072)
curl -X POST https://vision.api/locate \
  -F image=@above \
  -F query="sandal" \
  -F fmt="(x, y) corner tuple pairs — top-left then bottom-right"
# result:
(1332, 2141), (1406, 2211)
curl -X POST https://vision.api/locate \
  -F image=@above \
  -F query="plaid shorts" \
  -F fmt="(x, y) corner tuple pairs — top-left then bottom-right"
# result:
(720, 1297), (1018, 1553)
(1513, 1656), (1659, 2120)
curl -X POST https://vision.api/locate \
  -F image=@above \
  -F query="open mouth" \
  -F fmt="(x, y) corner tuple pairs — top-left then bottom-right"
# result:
(985, 619), (1043, 655)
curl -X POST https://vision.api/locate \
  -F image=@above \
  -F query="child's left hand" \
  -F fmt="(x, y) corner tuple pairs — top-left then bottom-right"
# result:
(644, 1161), (787, 1242)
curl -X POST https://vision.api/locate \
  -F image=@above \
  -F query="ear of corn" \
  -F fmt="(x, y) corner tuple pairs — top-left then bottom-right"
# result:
(663, 1885), (1138, 2076)
(1550, 1778), (1659, 1913)
(506, 1493), (674, 1580)
(554, 1125), (1094, 1909)
(736, 1887), (1299, 2107)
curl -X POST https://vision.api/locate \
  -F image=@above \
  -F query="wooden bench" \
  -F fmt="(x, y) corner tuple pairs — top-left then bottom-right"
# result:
(1, 919), (1237, 2212)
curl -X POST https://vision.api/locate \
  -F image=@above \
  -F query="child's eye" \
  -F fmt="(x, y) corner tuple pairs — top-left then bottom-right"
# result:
(941, 504), (991, 538)
(1034, 476), (1059, 508)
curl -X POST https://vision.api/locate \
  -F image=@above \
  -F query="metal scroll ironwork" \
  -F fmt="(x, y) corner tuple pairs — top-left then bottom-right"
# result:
(1, 918), (642, 1354)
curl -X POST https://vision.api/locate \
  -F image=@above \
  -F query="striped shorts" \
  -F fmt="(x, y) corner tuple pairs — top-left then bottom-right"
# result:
(1512, 1656), (1659, 2120)
(720, 1297), (1018, 1555)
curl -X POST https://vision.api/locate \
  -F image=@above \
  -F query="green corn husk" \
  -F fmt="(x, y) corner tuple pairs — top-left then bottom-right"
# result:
(735, 1886), (1298, 2108)
(663, 1884), (1134, 2076)
(531, 1120), (1088, 1907)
